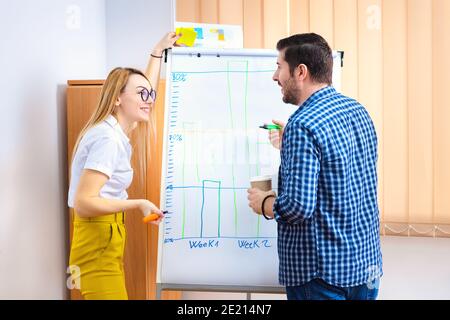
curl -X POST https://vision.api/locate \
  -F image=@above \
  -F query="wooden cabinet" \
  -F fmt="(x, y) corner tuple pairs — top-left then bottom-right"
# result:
(66, 80), (179, 300)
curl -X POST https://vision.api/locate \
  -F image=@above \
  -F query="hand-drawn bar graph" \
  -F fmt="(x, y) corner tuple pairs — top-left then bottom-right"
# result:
(161, 49), (296, 244)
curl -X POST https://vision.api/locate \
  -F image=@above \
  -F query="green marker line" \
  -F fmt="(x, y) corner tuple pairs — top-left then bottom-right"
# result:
(194, 125), (200, 183)
(181, 123), (187, 238)
(243, 61), (251, 179)
(257, 215), (261, 237)
(182, 122), (200, 183)
(256, 139), (261, 237)
(196, 161), (200, 182)
(240, 61), (261, 237)
(226, 62), (239, 236)
(218, 181), (222, 238)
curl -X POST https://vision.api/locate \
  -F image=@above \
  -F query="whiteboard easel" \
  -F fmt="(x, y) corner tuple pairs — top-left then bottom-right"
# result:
(156, 48), (343, 299)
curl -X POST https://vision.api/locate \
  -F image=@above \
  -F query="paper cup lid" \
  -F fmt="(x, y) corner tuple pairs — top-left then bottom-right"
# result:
(250, 175), (272, 182)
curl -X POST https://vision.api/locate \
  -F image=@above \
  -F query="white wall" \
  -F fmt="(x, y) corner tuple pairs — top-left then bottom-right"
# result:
(0, 0), (174, 299)
(182, 236), (450, 300)
(378, 236), (450, 299)
(0, 0), (107, 299)
(105, 0), (173, 72)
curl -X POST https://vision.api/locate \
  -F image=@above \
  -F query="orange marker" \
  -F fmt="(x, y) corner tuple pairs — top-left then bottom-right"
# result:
(142, 211), (167, 223)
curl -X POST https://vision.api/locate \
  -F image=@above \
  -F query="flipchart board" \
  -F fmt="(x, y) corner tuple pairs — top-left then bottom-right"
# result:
(156, 47), (343, 294)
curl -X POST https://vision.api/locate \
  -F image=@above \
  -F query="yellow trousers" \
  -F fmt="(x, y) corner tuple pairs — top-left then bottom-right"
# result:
(69, 212), (128, 300)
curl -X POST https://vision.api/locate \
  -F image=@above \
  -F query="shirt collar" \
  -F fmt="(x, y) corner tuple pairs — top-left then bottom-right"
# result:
(105, 115), (130, 143)
(301, 86), (337, 109)
(290, 86), (337, 119)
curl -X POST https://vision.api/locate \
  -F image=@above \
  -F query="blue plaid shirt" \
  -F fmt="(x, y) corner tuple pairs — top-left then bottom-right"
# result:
(273, 86), (382, 287)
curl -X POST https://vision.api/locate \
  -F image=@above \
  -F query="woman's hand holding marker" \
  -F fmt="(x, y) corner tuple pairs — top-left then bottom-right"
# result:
(138, 200), (165, 225)
(142, 211), (166, 224)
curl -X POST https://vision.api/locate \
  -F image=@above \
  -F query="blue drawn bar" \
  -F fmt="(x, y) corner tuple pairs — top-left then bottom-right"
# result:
(200, 180), (222, 238)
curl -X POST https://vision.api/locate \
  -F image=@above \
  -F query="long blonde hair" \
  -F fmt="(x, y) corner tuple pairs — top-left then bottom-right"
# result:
(72, 67), (155, 183)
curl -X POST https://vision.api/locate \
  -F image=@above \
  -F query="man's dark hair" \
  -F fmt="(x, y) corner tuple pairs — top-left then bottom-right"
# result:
(276, 33), (333, 85)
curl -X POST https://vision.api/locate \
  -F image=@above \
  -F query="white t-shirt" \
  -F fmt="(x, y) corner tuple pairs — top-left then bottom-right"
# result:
(68, 115), (133, 208)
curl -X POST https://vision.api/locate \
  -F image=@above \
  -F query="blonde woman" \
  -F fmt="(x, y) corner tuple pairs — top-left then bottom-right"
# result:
(68, 32), (180, 300)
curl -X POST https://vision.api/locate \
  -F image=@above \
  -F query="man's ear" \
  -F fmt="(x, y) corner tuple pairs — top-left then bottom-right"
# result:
(297, 64), (308, 81)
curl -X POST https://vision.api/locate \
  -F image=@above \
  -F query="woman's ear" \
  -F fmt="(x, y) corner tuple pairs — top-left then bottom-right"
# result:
(115, 96), (121, 107)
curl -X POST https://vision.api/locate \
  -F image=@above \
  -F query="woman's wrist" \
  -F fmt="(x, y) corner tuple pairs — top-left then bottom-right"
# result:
(152, 48), (164, 56)
(134, 199), (145, 211)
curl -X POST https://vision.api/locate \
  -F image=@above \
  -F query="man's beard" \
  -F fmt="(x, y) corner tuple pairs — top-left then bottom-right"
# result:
(281, 78), (299, 105)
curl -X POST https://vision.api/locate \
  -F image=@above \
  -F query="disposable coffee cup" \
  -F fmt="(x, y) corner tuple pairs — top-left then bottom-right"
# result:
(250, 175), (272, 191)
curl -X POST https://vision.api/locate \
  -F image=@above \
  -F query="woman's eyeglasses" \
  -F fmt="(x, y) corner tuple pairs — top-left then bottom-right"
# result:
(138, 87), (156, 102)
(123, 87), (156, 103)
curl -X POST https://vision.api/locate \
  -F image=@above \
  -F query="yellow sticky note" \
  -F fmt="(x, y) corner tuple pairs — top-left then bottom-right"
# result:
(175, 27), (197, 47)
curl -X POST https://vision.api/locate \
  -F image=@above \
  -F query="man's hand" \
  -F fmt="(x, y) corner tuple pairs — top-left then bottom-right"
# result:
(268, 119), (285, 150)
(247, 188), (276, 215)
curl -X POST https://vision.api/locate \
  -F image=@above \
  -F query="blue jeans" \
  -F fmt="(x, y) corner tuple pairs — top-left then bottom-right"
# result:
(286, 278), (379, 300)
